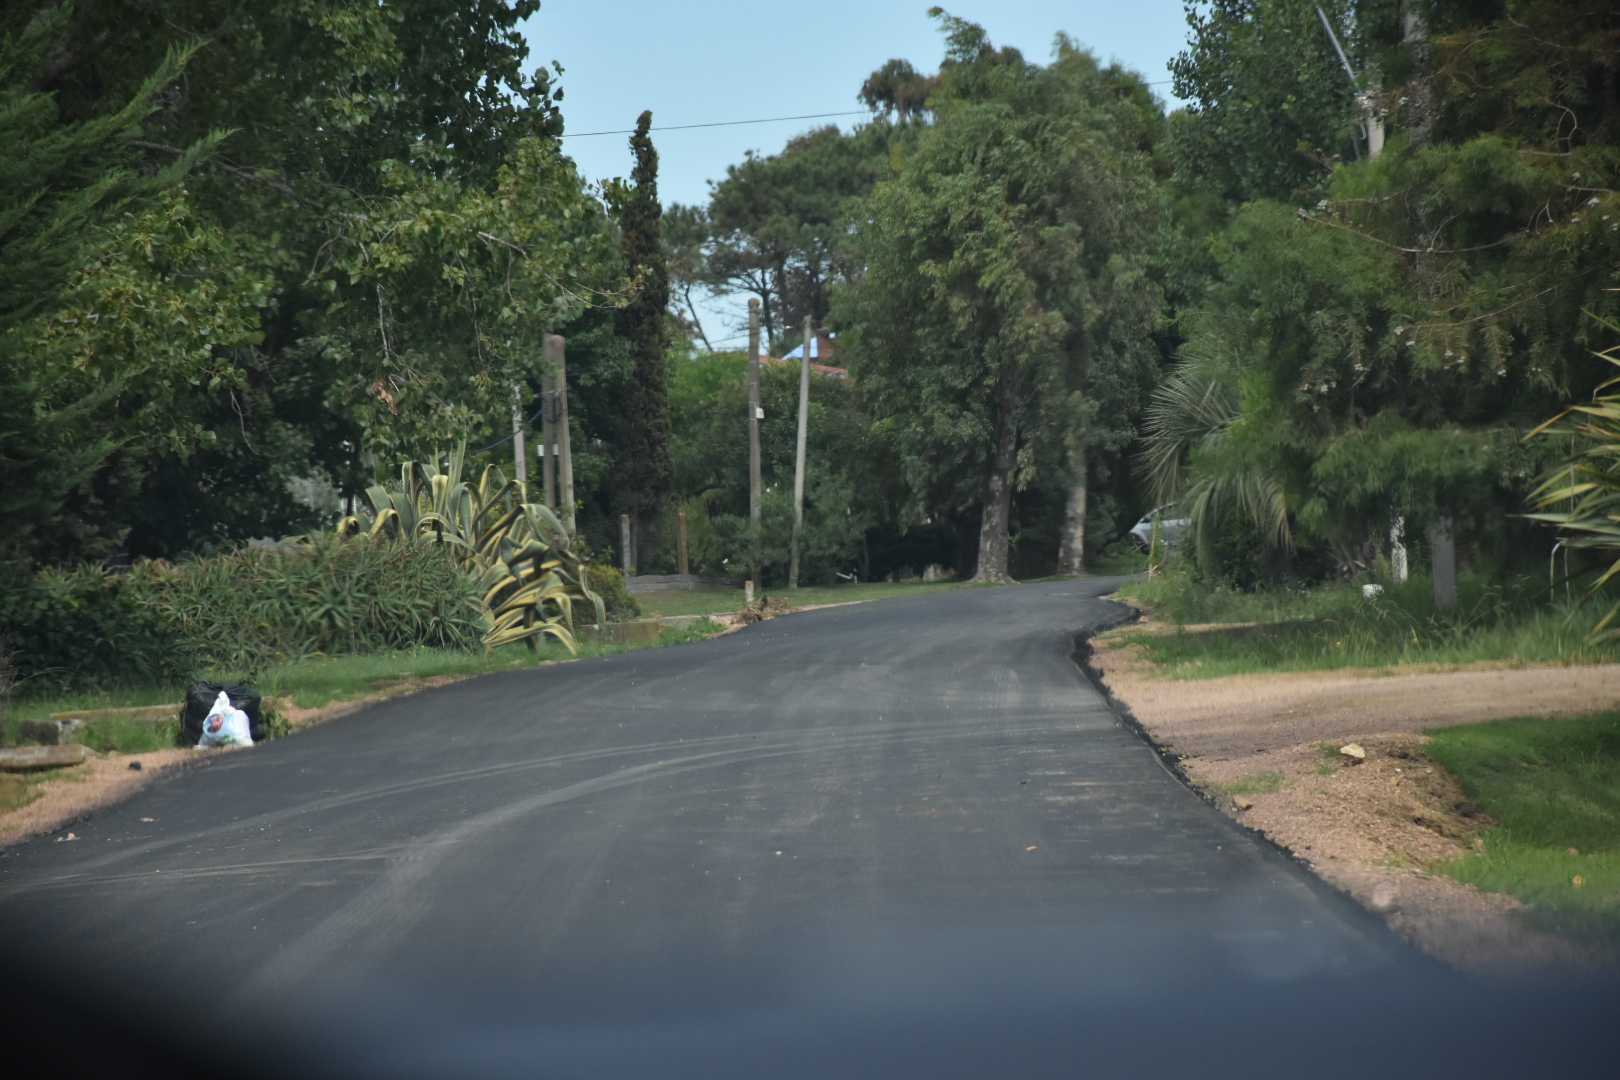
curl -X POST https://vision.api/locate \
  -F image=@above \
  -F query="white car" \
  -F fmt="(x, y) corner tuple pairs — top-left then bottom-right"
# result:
(1129, 505), (1190, 550)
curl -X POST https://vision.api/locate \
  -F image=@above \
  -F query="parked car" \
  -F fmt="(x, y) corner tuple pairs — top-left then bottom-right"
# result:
(1129, 505), (1190, 550)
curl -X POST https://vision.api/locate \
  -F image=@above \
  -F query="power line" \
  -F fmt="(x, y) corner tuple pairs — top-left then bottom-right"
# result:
(561, 110), (869, 139)
(561, 80), (1178, 141)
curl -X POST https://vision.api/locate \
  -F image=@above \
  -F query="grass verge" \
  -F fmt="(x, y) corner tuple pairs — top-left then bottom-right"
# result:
(1427, 711), (1620, 950)
(3, 618), (727, 747)
(1111, 567), (1617, 679)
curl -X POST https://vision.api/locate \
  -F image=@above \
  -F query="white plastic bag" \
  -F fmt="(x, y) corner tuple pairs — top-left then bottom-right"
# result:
(198, 689), (254, 748)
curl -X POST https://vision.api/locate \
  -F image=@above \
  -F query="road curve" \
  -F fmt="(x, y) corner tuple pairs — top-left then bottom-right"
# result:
(0, 578), (1614, 1077)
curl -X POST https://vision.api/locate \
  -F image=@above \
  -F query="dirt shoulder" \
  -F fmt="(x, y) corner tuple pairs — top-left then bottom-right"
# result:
(1088, 613), (1620, 976)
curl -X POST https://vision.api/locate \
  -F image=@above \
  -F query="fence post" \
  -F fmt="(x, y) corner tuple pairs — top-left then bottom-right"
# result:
(621, 514), (632, 577)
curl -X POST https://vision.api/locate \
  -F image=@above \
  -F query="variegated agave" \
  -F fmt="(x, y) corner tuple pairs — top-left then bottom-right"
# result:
(339, 445), (604, 652)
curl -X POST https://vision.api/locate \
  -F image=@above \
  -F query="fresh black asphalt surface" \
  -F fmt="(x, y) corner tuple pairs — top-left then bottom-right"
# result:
(1, 578), (1616, 1077)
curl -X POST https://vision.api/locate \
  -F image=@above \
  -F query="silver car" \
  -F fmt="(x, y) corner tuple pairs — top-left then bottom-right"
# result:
(1129, 504), (1190, 550)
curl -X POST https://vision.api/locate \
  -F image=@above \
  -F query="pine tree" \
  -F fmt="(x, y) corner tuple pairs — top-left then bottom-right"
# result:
(0, 8), (208, 564)
(610, 111), (673, 566)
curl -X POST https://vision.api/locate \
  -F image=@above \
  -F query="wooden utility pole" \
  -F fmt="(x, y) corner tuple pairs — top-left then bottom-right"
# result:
(676, 509), (690, 576)
(788, 315), (812, 588)
(551, 335), (576, 535)
(541, 337), (560, 509)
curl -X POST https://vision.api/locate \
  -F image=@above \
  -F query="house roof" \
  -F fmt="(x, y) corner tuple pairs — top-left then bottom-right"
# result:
(759, 356), (848, 379)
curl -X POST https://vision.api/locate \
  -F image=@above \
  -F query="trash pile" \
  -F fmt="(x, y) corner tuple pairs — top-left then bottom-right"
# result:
(736, 595), (794, 625)
(181, 682), (263, 747)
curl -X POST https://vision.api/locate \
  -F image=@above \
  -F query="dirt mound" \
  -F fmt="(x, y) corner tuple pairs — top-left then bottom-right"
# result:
(737, 595), (795, 625)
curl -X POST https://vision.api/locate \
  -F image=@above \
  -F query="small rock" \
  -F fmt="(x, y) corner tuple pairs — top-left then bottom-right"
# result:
(1339, 743), (1366, 764)
(1369, 882), (1399, 912)
(1567, 847), (1579, 857)
(128, 760), (143, 771)
(1231, 795), (1254, 810)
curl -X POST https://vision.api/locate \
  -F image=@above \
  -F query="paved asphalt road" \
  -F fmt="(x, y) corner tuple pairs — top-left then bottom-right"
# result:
(1, 578), (1616, 1077)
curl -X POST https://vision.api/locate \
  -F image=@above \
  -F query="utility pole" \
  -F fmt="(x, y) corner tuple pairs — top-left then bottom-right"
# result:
(788, 315), (812, 588)
(1431, 516), (1457, 608)
(541, 337), (561, 509)
(748, 298), (763, 589)
(620, 514), (632, 576)
(748, 299), (763, 523)
(677, 509), (690, 576)
(510, 387), (529, 487)
(545, 333), (576, 535)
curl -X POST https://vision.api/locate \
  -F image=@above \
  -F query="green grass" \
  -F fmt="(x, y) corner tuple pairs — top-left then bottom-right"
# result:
(1427, 711), (1620, 949)
(630, 579), (969, 618)
(1110, 568), (1617, 679)
(4, 618), (728, 741)
(1215, 770), (1285, 795)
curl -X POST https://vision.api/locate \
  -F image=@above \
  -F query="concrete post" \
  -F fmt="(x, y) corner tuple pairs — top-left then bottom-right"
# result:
(511, 388), (528, 486)
(788, 316), (812, 588)
(1431, 516), (1457, 608)
(621, 514), (632, 577)
(555, 337), (576, 535)
(540, 339), (559, 509)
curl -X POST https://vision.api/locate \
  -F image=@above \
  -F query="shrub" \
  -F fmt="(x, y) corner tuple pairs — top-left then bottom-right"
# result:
(0, 562), (195, 694)
(585, 565), (641, 622)
(138, 533), (481, 671)
(0, 534), (481, 695)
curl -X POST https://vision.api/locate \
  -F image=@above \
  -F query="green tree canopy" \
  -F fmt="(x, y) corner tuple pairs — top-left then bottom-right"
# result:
(835, 13), (1166, 581)
(1148, 0), (1620, 583)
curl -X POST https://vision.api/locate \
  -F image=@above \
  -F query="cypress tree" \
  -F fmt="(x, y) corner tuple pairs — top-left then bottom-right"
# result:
(611, 110), (672, 566)
(0, 10), (209, 565)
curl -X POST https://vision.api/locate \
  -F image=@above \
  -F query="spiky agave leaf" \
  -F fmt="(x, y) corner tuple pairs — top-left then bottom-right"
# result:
(1525, 346), (1620, 636)
(347, 443), (604, 653)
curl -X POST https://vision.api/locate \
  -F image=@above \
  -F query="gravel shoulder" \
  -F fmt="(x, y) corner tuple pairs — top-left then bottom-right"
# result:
(1088, 610), (1620, 976)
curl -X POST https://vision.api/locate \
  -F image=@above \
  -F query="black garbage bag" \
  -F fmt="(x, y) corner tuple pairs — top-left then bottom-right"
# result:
(181, 682), (265, 746)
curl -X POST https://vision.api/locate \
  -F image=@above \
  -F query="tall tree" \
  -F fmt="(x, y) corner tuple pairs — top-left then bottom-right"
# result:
(837, 14), (1164, 582)
(1169, 0), (1369, 203)
(707, 122), (895, 350)
(608, 111), (673, 560)
(0, 5), (246, 565)
(3, 0), (566, 561)
(1147, 0), (1620, 583)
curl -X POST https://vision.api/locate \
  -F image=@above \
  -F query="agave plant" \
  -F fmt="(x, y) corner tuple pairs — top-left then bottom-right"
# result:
(340, 445), (604, 652)
(1526, 329), (1620, 638)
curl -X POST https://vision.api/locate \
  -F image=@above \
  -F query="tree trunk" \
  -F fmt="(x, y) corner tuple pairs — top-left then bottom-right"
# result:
(1056, 454), (1088, 576)
(973, 381), (1020, 584)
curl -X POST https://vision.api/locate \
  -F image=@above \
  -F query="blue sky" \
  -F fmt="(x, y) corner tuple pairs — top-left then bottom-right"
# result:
(518, 2), (1195, 348)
